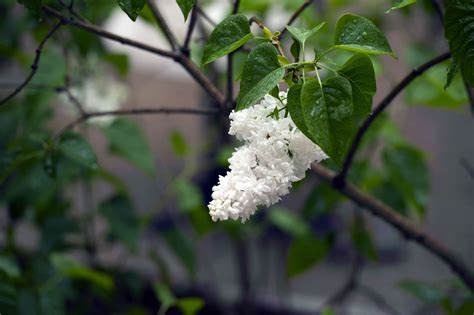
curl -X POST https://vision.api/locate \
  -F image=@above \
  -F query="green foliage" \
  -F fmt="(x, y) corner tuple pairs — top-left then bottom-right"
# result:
(286, 22), (326, 47)
(176, 0), (197, 20)
(161, 227), (196, 276)
(154, 282), (205, 315)
(202, 14), (253, 65)
(386, 0), (417, 13)
(334, 13), (395, 56)
(301, 76), (354, 164)
(59, 131), (98, 170)
(103, 118), (155, 175)
(117, 0), (147, 21)
(287, 233), (329, 277)
(350, 215), (378, 260)
(267, 207), (310, 237)
(170, 131), (189, 157)
(444, 0), (474, 86)
(399, 280), (444, 304)
(236, 43), (285, 110)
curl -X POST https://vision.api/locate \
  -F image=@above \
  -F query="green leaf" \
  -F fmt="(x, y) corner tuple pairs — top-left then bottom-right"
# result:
(0, 256), (20, 278)
(104, 53), (129, 78)
(303, 183), (343, 218)
(59, 131), (98, 170)
(176, 298), (205, 315)
(301, 76), (353, 164)
(176, 0), (196, 20)
(286, 22), (326, 46)
(170, 131), (189, 157)
(382, 144), (429, 218)
(287, 233), (328, 277)
(399, 280), (444, 304)
(161, 228), (196, 276)
(99, 195), (140, 250)
(17, 0), (42, 13)
(267, 207), (310, 237)
(102, 118), (155, 175)
(444, 1), (474, 86)
(237, 43), (285, 110)
(338, 53), (376, 124)
(287, 83), (312, 139)
(386, 0), (417, 13)
(153, 283), (176, 313)
(290, 39), (301, 62)
(334, 13), (395, 57)
(350, 215), (378, 260)
(117, 0), (146, 21)
(202, 14), (253, 65)
(445, 60), (459, 90)
(173, 179), (203, 213)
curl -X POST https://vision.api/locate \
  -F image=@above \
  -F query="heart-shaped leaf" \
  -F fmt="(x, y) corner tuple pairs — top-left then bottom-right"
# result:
(286, 22), (326, 46)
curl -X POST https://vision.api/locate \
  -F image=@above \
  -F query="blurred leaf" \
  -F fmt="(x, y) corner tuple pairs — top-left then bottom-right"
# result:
(286, 22), (326, 46)
(303, 183), (343, 218)
(117, 0), (146, 21)
(444, 1), (474, 86)
(99, 194), (139, 250)
(202, 14), (253, 65)
(386, 0), (417, 13)
(104, 53), (129, 78)
(237, 43), (285, 110)
(176, 297), (205, 315)
(321, 308), (336, 315)
(173, 179), (203, 213)
(153, 282), (176, 314)
(267, 207), (310, 237)
(0, 281), (16, 307)
(287, 233), (328, 277)
(334, 14), (395, 57)
(399, 279), (444, 304)
(350, 215), (378, 260)
(103, 118), (155, 176)
(0, 256), (20, 278)
(17, 0), (42, 13)
(170, 131), (189, 157)
(382, 144), (429, 218)
(59, 131), (97, 170)
(161, 228), (196, 276)
(30, 47), (66, 86)
(176, 0), (196, 20)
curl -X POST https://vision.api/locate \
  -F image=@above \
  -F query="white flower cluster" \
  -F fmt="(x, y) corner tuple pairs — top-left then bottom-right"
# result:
(61, 75), (128, 127)
(208, 92), (328, 222)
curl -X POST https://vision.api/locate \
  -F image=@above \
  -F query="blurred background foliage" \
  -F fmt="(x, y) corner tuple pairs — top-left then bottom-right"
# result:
(0, 0), (473, 314)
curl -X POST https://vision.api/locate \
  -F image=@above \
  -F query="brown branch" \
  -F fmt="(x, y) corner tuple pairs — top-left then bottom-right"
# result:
(182, 5), (198, 56)
(0, 22), (62, 107)
(280, 0), (314, 36)
(43, 6), (227, 108)
(147, 0), (179, 51)
(464, 81), (474, 116)
(335, 52), (451, 185)
(311, 163), (474, 292)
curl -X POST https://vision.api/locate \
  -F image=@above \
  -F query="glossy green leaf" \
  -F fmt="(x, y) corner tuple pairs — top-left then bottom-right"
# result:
(290, 39), (301, 62)
(301, 76), (353, 164)
(287, 233), (328, 277)
(117, 0), (146, 21)
(334, 14), (395, 57)
(202, 14), (253, 65)
(267, 207), (310, 237)
(386, 0), (417, 13)
(287, 83), (312, 139)
(445, 60), (459, 90)
(170, 131), (189, 157)
(59, 132), (98, 170)
(237, 43), (285, 110)
(399, 280), (444, 304)
(176, 0), (196, 20)
(338, 53), (376, 124)
(99, 194), (139, 250)
(176, 298), (205, 315)
(286, 22), (326, 46)
(444, 1), (474, 86)
(382, 144), (429, 218)
(103, 118), (155, 175)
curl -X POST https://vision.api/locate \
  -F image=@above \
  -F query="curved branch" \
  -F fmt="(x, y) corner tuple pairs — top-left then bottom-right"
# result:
(0, 22), (62, 107)
(336, 52), (451, 184)
(146, 0), (180, 51)
(311, 163), (474, 292)
(280, 0), (314, 35)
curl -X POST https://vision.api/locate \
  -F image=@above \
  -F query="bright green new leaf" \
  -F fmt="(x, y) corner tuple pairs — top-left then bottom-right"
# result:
(301, 76), (353, 164)
(399, 280), (444, 304)
(334, 13), (395, 57)
(386, 0), (417, 13)
(286, 22), (326, 46)
(287, 233), (328, 277)
(154, 283), (176, 314)
(338, 53), (376, 124)
(176, 0), (196, 20)
(117, 0), (146, 21)
(176, 298), (205, 315)
(267, 207), (310, 237)
(202, 14), (253, 65)
(103, 118), (155, 176)
(99, 194), (140, 250)
(59, 131), (98, 170)
(444, 1), (474, 86)
(237, 43), (285, 110)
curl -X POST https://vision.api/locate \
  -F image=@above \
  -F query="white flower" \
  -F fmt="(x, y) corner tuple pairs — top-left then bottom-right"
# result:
(208, 92), (328, 222)
(61, 75), (128, 127)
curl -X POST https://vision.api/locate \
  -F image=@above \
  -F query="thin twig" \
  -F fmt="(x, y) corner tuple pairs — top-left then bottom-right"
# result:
(147, 0), (179, 51)
(335, 52), (451, 185)
(0, 22), (62, 107)
(182, 5), (198, 56)
(311, 163), (474, 292)
(280, 0), (314, 36)
(195, 6), (217, 27)
(358, 285), (401, 315)
(429, 0), (444, 22)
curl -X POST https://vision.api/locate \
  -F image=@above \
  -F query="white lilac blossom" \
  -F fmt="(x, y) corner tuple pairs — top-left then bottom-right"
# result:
(61, 75), (128, 127)
(208, 91), (328, 222)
